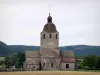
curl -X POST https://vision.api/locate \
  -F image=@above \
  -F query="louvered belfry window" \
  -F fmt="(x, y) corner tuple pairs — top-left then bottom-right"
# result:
(43, 34), (45, 39)
(50, 34), (52, 39)
(56, 34), (57, 39)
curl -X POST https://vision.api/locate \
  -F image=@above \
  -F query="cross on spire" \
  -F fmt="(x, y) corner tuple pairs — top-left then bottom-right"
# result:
(49, 5), (51, 15)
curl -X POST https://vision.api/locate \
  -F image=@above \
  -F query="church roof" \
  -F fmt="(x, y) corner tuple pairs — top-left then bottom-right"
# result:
(43, 13), (57, 33)
(26, 59), (40, 64)
(26, 51), (40, 58)
(61, 58), (76, 62)
(61, 50), (75, 58)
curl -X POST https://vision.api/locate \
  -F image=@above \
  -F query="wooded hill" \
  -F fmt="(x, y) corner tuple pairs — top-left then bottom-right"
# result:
(0, 41), (100, 58)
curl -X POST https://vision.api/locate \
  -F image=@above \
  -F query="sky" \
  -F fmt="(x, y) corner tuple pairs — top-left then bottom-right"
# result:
(0, 0), (100, 46)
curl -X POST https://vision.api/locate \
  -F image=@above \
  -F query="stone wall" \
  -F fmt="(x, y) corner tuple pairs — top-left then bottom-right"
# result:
(60, 62), (75, 70)
(24, 57), (40, 70)
(40, 57), (60, 70)
(26, 64), (40, 70)
(40, 31), (59, 48)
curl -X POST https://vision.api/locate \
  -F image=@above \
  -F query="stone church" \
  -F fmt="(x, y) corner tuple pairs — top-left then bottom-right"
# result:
(24, 13), (77, 70)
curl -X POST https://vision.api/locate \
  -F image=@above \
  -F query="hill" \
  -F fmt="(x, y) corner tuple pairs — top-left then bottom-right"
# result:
(0, 41), (100, 57)
(0, 41), (9, 56)
(60, 45), (100, 58)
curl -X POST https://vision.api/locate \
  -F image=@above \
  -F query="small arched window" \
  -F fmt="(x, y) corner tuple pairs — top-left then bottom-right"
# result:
(33, 66), (35, 68)
(43, 34), (45, 39)
(51, 63), (53, 67)
(56, 34), (57, 39)
(44, 63), (45, 66)
(66, 64), (69, 68)
(49, 34), (52, 39)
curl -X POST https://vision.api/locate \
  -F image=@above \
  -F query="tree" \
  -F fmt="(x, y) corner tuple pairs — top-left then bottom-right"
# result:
(0, 60), (4, 65)
(0, 60), (5, 70)
(4, 56), (11, 68)
(4, 52), (25, 69)
(95, 56), (100, 69)
(82, 55), (97, 70)
(79, 60), (84, 69)
(15, 52), (25, 68)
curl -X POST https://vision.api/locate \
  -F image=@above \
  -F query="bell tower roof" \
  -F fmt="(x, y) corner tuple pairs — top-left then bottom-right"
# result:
(43, 13), (57, 33)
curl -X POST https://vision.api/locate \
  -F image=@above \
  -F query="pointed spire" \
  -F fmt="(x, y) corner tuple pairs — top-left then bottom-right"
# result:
(49, 13), (50, 16)
(47, 13), (52, 23)
(47, 5), (52, 23)
(49, 5), (51, 14)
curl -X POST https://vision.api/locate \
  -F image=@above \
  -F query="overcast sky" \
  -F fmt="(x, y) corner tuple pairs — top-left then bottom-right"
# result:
(0, 0), (100, 46)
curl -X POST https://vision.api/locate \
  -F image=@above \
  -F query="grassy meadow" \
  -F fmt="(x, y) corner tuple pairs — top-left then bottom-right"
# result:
(0, 71), (100, 75)
(0, 57), (5, 61)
